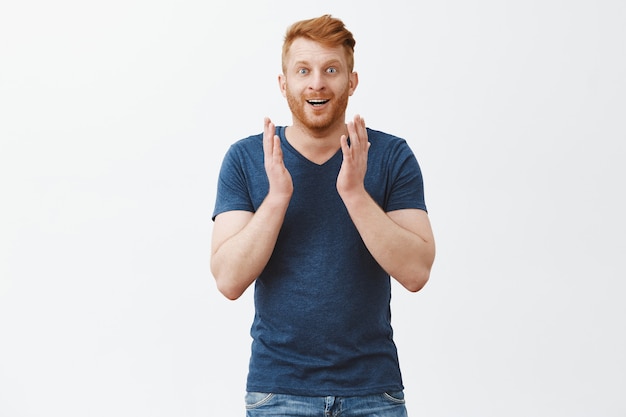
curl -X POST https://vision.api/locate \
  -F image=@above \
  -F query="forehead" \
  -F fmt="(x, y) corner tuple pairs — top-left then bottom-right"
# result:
(285, 37), (348, 67)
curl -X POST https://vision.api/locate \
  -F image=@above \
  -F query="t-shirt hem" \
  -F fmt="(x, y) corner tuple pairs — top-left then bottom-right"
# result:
(386, 204), (428, 213)
(245, 383), (404, 397)
(211, 206), (254, 221)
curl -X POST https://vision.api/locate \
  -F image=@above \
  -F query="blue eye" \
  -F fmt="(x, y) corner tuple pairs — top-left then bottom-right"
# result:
(327, 67), (337, 73)
(298, 68), (308, 75)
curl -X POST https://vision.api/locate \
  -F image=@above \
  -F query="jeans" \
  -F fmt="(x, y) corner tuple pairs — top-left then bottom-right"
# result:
(245, 391), (408, 417)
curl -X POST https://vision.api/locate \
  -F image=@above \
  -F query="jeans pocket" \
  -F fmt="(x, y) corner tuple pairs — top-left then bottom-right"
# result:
(245, 392), (275, 409)
(383, 391), (406, 404)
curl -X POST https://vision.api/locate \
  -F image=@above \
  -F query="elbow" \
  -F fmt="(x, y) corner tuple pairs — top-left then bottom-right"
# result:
(404, 245), (435, 292)
(403, 269), (430, 293)
(212, 275), (246, 300)
(211, 261), (246, 301)
(396, 259), (433, 292)
(214, 272), (247, 300)
(217, 281), (245, 300)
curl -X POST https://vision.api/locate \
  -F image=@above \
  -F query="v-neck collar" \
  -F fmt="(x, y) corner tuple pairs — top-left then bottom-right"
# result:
(277, 126), (343, 167)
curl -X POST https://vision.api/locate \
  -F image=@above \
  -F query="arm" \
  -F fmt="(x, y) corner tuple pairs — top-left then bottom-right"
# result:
(337, 115), (435, 292)
(210, 118), (293, 300)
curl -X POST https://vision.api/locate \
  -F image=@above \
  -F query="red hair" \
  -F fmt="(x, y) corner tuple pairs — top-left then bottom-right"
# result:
(282, 14), (356, 73)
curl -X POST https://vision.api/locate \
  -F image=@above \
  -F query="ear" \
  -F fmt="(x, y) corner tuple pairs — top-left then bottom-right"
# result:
(278, 74), (287, 98)
(348, 71), (359, 96)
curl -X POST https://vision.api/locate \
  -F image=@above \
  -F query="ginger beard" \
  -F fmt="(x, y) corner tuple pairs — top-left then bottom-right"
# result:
(284, 80), (351, 133)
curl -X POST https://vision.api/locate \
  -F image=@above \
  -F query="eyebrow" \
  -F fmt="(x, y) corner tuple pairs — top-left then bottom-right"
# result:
(293, 59), (342, 68)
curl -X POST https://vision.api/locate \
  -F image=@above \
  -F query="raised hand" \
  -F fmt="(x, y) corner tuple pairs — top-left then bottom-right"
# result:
(263, 117), (293, 199)
(337, 114), (370, 197)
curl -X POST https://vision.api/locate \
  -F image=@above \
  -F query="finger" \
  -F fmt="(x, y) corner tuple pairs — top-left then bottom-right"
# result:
(358, 115), (366, 135)
(357, 115), (368, 149)
(353, 115), (361, 143)
(340, 134), (350, 158)
(354, 114), (367, 149)
(263, 117), (275, 160)
(349, 115), (367, 152)
(273, 135), (283, 162)
(263, 117), (271, 138)
(346, 121), (357, 149)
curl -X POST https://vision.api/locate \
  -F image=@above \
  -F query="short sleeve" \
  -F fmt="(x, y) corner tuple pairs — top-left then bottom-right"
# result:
(212, 145), (255, 221)
(384, 141), (427, 213)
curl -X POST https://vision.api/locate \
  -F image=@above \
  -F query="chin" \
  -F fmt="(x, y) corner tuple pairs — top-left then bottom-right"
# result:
(301, 108), (346, 132)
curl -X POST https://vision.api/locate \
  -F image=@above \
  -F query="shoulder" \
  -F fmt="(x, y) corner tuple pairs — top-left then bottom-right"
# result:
(366, 127), (403, 141)
(367, 128), (409, 146)
(366, 128), (414, 156)
(221, 131), (266, 165)
(229, 132), (264, 152)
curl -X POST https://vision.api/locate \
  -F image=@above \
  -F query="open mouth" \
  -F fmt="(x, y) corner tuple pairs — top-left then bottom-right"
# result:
(307, 99), (330, 107)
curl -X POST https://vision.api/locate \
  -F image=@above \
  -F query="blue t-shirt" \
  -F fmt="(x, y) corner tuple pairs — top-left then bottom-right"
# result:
(213, 126), (427, 396)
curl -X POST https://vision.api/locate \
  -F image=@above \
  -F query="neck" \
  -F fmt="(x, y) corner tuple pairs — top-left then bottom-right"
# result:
(285, 121), (348, 164)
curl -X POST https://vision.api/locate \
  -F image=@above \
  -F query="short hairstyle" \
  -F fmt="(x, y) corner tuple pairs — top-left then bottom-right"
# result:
(282, 14), (356, 73)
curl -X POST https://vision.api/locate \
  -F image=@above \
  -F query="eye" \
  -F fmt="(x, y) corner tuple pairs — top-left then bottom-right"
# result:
(298, 68), (308, 75)
(326, 67), (337, 74)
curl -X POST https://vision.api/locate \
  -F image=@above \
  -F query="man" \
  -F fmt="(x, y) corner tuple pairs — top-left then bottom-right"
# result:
(211, 14), (435, 416)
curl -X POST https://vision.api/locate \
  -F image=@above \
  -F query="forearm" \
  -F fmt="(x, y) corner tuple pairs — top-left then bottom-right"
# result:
(341, 190), (435, 292)
(211, 194), (290, 299)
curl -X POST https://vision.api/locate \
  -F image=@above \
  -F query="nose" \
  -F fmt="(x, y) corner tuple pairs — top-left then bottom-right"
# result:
(308, 70), (326, 91)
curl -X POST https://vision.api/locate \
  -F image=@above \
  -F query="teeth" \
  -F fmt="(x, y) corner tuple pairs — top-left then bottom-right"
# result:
(308, 99), (329, 105)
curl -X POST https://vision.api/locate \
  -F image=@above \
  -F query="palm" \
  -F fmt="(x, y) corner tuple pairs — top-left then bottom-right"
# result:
(263, 118), (293, 197)
(337, 115), (369, 196)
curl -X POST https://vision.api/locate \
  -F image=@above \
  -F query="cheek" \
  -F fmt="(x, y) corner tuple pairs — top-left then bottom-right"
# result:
(285, 83), (304, 100)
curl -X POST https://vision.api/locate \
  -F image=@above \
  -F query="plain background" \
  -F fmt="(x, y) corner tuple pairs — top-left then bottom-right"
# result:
(1, 0), (625, 416)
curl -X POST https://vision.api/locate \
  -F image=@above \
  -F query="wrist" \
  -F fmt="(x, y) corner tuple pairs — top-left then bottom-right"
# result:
(264, 189), (292, 209)
(338, 186), (370, 210)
